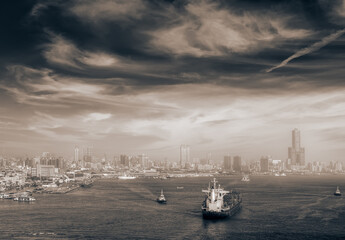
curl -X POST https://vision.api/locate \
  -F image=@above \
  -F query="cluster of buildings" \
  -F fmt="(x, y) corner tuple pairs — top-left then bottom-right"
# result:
(220, 128), (344, 174)
(0, 129), (344, 187)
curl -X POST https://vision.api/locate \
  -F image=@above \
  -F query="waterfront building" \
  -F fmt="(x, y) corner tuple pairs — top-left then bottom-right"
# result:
(36, 164), (56, 177)
(288, 128), (305, 166)
(180, 144), (190, 168)
(272, 159), (283, 172)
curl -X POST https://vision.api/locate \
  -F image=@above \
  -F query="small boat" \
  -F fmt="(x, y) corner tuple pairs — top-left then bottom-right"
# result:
(241, 175), (250, 182)
(334, 186), (341, 196)
(156, 189), (167, 204)
(176, 186), (184, 189)
(118, 175), (136, 180)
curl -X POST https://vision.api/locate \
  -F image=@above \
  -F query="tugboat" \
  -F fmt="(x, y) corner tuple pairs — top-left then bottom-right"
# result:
(334, 186), (341, 196)
(202, 178), (242, 219)
(156, 189), (167, 204)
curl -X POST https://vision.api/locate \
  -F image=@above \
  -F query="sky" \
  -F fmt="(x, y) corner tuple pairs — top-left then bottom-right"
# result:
(1, 0), (345, 162)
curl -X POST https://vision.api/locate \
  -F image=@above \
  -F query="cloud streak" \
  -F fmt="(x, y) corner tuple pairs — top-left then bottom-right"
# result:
(267, 28), (345, 72)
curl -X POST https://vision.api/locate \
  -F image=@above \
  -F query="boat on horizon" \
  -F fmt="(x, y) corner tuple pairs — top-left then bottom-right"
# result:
(118, 175), (136, 180)
(241, 174), (250, 182)
(334, 186), (341, 196)
(201, 178), (242, 219)
(156, 189), (167, 204)
(13, 192), (36, 202)
(176, 186), (184, 189)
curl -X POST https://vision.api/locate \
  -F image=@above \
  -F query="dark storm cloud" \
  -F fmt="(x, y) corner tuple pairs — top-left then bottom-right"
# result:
(1, 0), (344, 91)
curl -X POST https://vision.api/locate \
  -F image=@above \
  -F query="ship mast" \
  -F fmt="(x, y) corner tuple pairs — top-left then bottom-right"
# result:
(212, 178), (217, 189)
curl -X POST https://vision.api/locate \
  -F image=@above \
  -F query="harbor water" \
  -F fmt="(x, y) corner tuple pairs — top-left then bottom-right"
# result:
(1, 175), (345, 239)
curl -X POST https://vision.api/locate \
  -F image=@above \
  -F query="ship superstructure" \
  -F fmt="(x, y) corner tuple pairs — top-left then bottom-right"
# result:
(157, 189), (167, 204)
(334, 186), (341, 196)
(201, 178), (241, 219)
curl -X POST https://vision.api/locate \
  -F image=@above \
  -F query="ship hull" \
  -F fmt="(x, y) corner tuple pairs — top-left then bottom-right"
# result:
(202, 203), (242, 219)
(157, 199), (167, 204)
(334, 193), (341, 196)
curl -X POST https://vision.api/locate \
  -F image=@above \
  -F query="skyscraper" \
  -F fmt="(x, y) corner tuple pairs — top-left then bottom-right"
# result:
(139, 154), (149, 169)
(260, 156), (269, 172)
(232, 156), (242, 172)
(180, 144), (190, 168)
(74, 146), (79, 163)
(288, 128), (305, 166)
(223, 155), (231, 171)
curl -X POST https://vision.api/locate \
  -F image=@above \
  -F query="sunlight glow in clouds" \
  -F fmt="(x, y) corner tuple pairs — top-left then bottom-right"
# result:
(83, 113), (112, 122)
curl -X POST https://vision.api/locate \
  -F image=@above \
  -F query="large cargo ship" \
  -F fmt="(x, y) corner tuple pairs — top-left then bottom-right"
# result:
(201, 178), (242, 219)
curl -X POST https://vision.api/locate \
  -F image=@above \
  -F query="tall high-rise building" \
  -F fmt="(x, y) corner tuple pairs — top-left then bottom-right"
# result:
(83, 146), (93, 162)
(260, 156), (269, 172)
(232, 156), (242, 172)
(74, 146), (79, 162)
(288, 128), (305, 166)
(180, 144), (190, 168)
(139, 154), (149, 169)
(223, 155), (231, 171)
(120, 155), (130, 167)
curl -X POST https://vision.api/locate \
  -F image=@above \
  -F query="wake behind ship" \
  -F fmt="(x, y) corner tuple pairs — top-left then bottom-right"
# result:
(201, 178), (242, 219)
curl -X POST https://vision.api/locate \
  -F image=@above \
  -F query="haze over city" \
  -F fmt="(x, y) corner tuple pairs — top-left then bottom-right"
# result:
(1, 0), (345, 162)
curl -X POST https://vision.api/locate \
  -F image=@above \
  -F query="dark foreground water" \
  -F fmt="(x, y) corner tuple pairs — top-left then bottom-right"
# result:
(1, 175), (345, 239)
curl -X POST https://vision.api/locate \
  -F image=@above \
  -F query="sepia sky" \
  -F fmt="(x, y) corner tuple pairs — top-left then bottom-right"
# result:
(1, 0), (345, 162)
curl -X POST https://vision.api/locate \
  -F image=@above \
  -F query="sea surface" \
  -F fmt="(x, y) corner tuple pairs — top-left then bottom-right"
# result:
(1, 175), (345, 239)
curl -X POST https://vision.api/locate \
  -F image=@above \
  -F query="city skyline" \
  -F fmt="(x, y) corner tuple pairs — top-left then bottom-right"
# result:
(1, 1), (345, 162)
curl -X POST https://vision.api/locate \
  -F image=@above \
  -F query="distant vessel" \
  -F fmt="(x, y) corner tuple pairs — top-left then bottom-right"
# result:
(281, 173), (287, 177)
(118, 175), (136, 180)
(16, 196), (36, 202)
(201, 178), (242, 219)
(80, 179), (93, 188)
(13, 193), (35, 202)
(176, 186), (184, 189)
(334, 186), (341, 196)
(274, 173), (280, 177)
(241, 174), (250, 182)
(156, 189), (167, 204)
